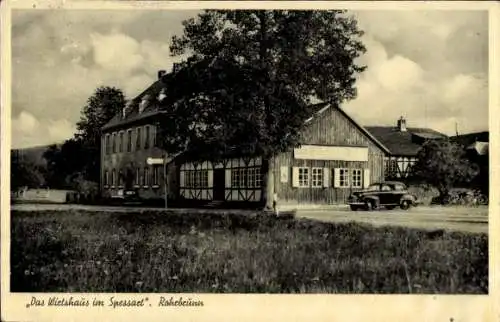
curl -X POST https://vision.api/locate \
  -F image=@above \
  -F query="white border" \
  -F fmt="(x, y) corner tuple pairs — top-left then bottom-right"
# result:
(1, 1), (498, 322)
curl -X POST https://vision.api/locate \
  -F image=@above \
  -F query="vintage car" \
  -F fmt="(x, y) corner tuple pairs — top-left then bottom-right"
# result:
(110, 188), (142, 205)
(347, 181), (418, 211)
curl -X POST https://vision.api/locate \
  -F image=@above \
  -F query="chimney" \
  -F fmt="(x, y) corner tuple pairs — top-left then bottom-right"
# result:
(158, 70), (166, 80)
(397, 116), (407, 132)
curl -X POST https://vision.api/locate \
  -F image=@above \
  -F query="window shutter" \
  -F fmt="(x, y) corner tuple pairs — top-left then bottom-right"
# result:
(333, 168), (341, 188)
(225, 169), (232, 188)
(208, 170), (213, 188)
(179, 171), (185, 187)
(292, 167), (299, 187)
(323, 167), (330, 187)
(363, 169), (370, 188)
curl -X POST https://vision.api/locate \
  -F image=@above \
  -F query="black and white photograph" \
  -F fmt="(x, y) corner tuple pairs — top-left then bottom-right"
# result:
(2, 1), (496, 321)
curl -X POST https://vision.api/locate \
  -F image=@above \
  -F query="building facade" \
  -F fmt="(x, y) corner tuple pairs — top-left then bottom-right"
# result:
(365, 117), (448, 180)
(177, 103), (389, 209)
(100, 72), (178, 202)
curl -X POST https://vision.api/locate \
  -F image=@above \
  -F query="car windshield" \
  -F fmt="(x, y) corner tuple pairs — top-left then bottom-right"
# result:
(381, 185), (392, 191)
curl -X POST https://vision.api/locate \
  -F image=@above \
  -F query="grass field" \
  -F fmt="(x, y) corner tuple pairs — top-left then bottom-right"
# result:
(10, 209), (488, 294)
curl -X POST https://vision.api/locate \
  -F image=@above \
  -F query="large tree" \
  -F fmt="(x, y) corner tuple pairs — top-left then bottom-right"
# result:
(413, 139), (479, 198)
(158, 10), (367, 207)
(75, 86), (126, 182)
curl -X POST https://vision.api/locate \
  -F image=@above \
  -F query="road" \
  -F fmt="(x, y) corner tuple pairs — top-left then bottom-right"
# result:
(298, 206), (488, 234)
(11, 203), (488, 234)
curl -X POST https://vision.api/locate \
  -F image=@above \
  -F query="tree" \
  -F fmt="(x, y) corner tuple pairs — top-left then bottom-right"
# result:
(11, 152), (45, 191)
(413, 140), (479, 198)
(158, 10), (366, 207)
(75, 86), (126, 183)
(43, 86), (126, 188)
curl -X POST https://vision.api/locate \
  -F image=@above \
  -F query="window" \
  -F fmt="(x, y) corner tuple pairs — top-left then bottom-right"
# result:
(153, 166), (160, 186)
(386, 159), (398, 177)
(339, 168), (349, 187)
(127, 130), (132, 152)
(185, 170), (208, 188)
(112, 133), (116, 153)
(104, 171), (109, 187)
(153, 123), (159, 147)
(254, 167), (262, 188)
(119, 132), (124, 152)
(111, 169), (116, 187)
(381, 184), (392, 191)
(311, 168), (323, 188)
(144, 125), (150, 149)
(105, 134), (110, 154)
(135, 167), (140, 186)
(144, 167), (149, 186)
(298, 167), (310, 187)
(118, 170), (123, 187)
(351, 169), (362, 188)
(136, 127), (142, 150)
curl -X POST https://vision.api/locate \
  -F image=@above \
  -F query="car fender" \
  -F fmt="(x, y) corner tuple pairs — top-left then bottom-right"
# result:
(400, 194), (416, 203)
(362, 195), (379, 203)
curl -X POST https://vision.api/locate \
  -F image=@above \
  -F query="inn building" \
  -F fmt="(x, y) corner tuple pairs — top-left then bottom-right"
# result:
(102, 70), (449, 209)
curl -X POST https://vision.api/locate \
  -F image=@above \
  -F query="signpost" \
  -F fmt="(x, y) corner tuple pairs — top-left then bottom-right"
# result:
(147, 157), (167, 209)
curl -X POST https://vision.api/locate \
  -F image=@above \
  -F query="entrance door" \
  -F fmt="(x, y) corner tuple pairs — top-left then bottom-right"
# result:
(213, 169), (225, 201)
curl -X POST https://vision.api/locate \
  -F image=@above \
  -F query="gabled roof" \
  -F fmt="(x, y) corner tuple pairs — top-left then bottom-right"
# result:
(306, 102), (391, 155)
(364, 126), (448, 156)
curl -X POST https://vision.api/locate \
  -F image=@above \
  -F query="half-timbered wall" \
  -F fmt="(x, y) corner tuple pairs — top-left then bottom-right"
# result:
(274, 106), (385, 206)
(384, 156), (418, 179)
(179, 157), (263, 202)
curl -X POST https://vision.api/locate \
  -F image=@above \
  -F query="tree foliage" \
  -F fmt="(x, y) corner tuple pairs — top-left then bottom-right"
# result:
(43, 86), (126, 187)
(413, 139), (479, 197)
(157, 10), (366, 160)
(11, 153), (45, 191)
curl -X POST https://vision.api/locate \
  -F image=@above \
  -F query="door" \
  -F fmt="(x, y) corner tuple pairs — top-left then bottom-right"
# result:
(213, 169), (225, 201)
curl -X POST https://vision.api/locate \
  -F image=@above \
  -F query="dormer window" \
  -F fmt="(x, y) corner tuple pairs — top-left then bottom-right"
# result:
(139, 94), (151, 114)
(157, 88), (167, 102)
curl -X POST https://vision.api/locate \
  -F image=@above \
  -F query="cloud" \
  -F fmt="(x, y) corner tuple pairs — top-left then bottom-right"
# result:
(11, 10), (195, 148)
(10, 9), (489, 148)
(345, 10), (488, 136)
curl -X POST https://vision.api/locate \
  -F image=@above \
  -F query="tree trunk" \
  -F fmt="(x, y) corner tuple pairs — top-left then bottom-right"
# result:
(260, 156), (275, 210)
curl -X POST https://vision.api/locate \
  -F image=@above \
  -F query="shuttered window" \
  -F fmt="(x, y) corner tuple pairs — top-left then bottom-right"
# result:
(298, 167), (310, 187)
(351, 169), (362, 188)
(311, 168), (323, 188)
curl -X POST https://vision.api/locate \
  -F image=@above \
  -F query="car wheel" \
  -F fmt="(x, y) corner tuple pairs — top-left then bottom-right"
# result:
(400, 200), (411, 210)
(350, 205), (359, 211)
(364, 200), (372, 211)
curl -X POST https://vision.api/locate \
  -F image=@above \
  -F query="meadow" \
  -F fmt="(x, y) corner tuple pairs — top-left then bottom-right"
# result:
(10, 209), (488, 293)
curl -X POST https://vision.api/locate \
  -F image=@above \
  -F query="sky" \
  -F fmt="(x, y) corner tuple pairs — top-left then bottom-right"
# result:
(11, 9), (488, 149)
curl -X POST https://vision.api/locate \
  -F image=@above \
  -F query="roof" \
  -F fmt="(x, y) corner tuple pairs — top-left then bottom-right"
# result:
(102, 79), (166, 131)
(307, 103), (391, 155)
(451, 131), (489, 146)
(364, 126), (448, 156)
(467, 141), (489, 156)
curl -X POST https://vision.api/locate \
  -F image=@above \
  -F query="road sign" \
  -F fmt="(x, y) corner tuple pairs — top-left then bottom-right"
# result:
(147, 157), (164, 165)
